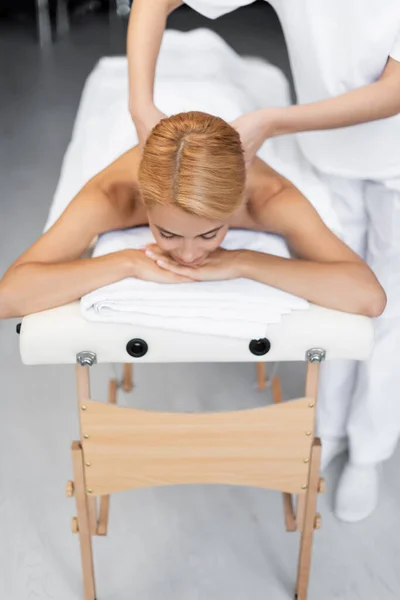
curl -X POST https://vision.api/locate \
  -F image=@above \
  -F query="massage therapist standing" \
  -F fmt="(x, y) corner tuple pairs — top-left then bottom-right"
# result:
(127, 0), (400, 523)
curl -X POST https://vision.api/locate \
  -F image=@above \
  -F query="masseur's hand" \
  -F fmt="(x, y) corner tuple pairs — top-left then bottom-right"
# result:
(132, 105), (167, 150)
(144, 245), (244, 282)
(123, 249), (192, 284)
(231, 108), (283, 168)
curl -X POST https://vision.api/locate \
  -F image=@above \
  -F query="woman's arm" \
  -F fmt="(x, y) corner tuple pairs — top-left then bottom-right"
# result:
(232, 57), (400, 164)
(238, 185), (386, 317)
(0, 255), (133, 320)
(149, 177), (387, 317)
(0, 180), (134, 319)
(238, 251), (385, 317)
(0, 147), (188, 319)
(127, 0), (183, 144)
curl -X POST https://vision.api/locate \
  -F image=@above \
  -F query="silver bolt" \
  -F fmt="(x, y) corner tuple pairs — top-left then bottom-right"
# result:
(306, 348), (326, 363)
(76, 351), (97, 366)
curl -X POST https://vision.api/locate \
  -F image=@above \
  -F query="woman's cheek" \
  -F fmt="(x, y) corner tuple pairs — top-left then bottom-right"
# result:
(214, 228), (229, 248)
(155, 236), (178, 253)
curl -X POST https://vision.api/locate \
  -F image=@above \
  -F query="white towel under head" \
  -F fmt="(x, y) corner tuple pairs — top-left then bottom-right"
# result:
(81, 227), (309, 339)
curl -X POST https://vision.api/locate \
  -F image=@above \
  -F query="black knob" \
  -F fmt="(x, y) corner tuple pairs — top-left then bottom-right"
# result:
(16, 323), (21, 335)
(126, 338), (148, 358)
(249, 338), (271, 356)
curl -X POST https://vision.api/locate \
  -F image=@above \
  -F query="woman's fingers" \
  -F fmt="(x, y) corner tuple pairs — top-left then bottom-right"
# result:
(169, 273), (193, 283)
(157, 258), (198, 279)
(157, 258), (186, 274)
(145, 246), (163, 259)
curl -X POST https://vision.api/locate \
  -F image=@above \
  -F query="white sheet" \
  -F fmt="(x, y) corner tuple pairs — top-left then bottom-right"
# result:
(81, 227), (309, 339)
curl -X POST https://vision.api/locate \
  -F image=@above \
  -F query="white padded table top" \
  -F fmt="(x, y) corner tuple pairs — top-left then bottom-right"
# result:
(19, 302), (374, 365)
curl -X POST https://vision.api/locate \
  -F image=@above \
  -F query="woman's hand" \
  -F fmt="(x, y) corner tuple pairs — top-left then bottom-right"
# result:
(230, 107), (285, 168)
(122, 249), (192, 283)
(131, 104), (167, 150)
(144, 245), (244, 282)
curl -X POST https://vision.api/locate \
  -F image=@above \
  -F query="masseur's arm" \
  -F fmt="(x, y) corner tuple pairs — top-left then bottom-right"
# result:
(270, 57), (400, 135)
(127, 0), (183, 144)
(239, 183), (387, 318)
(235, 57), (400, 161)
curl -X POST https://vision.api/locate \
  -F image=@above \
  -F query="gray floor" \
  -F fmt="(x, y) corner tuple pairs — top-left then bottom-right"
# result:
(1, 5), (400, 600)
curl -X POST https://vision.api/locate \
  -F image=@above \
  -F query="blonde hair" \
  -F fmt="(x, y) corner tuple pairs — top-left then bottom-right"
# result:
(138, 111), (245, 221)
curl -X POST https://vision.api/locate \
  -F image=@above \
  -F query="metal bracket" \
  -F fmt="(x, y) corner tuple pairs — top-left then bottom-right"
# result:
(306, 348), (326, 363)
(76, 351), (97, 367)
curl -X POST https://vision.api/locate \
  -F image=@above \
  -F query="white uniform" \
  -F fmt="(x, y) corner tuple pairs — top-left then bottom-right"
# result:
(184, 0), (400, 465)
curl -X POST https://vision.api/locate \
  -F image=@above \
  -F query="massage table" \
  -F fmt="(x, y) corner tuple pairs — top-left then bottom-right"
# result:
(18, 300), (374, 600)
(16, 30), (374, 599)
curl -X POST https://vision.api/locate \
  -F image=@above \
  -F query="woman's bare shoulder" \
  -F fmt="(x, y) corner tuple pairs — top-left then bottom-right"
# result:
(95, 145), (141, 197)
(245, 157), (292, 229)
(92, 145), (146, 225)
(7, 146), (144, 270)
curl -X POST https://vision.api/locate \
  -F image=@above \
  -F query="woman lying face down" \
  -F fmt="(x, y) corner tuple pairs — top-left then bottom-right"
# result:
(0, 111), (386, 319)
(139, 111), (243, 268)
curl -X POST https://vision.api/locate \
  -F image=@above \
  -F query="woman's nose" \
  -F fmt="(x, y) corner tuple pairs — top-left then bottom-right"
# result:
(179, 241), (198, 264)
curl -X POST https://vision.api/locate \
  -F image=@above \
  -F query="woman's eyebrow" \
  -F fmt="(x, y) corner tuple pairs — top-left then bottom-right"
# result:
(198, 226), (224, 236)
(156, 225), (223, 237)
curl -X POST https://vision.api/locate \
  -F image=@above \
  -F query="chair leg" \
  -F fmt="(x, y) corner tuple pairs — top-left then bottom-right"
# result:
(295, 438), (322, 600)
(271, 375), (283, 403)
(295, 495), (306, 532)
(295, 360), (320, 533)
(283, 493), (297, 532)
(87, 496), (98, 535)
(72, 442), (96, 600)
(97, 378), (117, 535)
(122, 364), (133, 392)
(256, 362), (267, 391)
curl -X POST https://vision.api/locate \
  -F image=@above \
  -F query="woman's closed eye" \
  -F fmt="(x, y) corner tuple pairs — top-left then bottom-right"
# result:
(159, 231), (218, 240)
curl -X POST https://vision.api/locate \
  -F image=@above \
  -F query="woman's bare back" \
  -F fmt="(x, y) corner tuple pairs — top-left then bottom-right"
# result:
(98, 145), (292, 235)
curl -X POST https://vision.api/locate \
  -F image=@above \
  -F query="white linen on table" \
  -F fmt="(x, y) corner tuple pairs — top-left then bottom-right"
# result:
(81, 227), (309, 339)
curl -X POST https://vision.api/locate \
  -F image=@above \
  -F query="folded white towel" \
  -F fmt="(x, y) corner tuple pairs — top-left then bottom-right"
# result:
(81, 227), (309, 339)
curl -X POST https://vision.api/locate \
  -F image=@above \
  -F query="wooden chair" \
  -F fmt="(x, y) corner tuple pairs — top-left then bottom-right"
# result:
(67, 353), (324, 600)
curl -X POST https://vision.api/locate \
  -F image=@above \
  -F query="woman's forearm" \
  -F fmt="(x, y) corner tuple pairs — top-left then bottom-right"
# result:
(0, 252), (132, 319)
(238, 250), (386, 317)
(127, 0), (182, 115)
(269, 75), (400, 137)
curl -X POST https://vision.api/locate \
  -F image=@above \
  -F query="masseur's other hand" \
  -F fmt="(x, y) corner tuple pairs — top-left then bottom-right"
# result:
(144, 245), (244, 282)
(231, 108), (283, 168)
(131, 104), (167, 150)
(121, 249), (192, 284)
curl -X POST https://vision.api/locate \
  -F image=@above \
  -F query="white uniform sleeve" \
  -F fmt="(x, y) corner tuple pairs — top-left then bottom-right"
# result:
(389, 26), (400, 62)
(184, 0), (255, 20)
